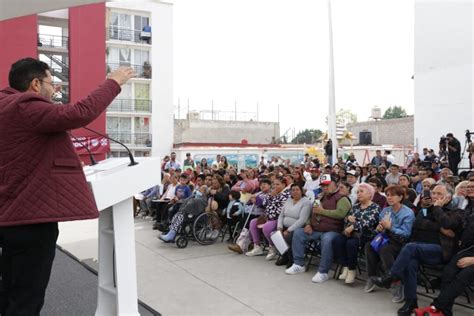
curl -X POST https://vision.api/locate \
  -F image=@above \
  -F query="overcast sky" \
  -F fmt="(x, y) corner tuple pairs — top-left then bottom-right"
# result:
(172, 0), (414, 138)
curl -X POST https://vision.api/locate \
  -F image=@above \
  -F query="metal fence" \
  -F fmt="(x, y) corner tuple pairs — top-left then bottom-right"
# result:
(38, 34), (68, 49)
(107, 132), (152, 146)
(106, 27), (151, 44)
(108, 99), (152, 113)
(107, 63), (152, 79)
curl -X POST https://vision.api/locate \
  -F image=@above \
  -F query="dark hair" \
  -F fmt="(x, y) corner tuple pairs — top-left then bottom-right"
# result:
(385, 185), (406, 200)
(229, 190), (241, 200)
(274, 176), (288, 186)
(290, 183), (304, 192)
(368, 177), (383, 188)
(9, 58), (50, 92)
(259, 178), (272, 186)
(399, 174), (411, 184)
(179, 174), (188, 180)
(197, 174), (206, 181)
(339, 181), (352, 191)
(213, 174), (226, 187)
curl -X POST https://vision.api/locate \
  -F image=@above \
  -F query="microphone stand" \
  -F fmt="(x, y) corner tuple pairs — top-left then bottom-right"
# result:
(69, 132), (98, 166)
(82, 126), (138, 167)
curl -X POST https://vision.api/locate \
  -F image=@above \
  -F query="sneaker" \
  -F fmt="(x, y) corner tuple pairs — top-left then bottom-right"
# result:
(364, 278), (376, 293)
(312, 272), (329, 283)
(205, 230), (220, 240)
(245, 245), (264, 257)
(345, 269), (356, 284)
(265, 247), (278, 261)
(285, 263), (306, 275)
(391, 282), (404, 303)
(338, 267), (349, 280)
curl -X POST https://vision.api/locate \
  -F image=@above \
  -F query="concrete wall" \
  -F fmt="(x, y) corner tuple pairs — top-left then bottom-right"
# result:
(414, 0), (473, 167)
(346, 116), (414, 146)
(0, 15), (38, 87)
(70, 3), (107, 162)
(174, 119), (280, 144)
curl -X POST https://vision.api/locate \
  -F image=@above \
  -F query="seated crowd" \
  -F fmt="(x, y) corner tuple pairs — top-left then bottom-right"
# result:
(137, 148), (474, 316)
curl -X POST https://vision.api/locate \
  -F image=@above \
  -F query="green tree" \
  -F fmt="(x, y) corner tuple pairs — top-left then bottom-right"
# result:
(291, 129), (323, 144)
(336, 108), (358, 126)
(383, 106), (407, 119)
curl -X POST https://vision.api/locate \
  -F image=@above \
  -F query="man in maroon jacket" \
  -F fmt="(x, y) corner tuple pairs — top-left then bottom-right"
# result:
(0, 58), (134, 315)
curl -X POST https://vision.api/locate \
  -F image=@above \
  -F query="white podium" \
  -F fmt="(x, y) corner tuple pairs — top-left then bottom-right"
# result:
(84, 157), (161, 316)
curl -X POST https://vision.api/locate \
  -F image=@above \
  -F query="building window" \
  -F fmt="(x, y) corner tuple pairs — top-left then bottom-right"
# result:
(134, 117), (150, 133)
(107, 117), (132, 143)
(134, 15), (149, 32)
(135, 83), (150, 112)
(110, 12), (132, 41)
(134, 49), (149, 66)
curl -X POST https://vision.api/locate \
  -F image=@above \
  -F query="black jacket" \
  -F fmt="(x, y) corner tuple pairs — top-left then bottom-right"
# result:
(411, 202), (464, 262)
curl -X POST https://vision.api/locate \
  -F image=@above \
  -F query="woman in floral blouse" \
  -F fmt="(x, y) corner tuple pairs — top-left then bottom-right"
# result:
(333, 182), (381, 284)
(245, 177), (291, 260)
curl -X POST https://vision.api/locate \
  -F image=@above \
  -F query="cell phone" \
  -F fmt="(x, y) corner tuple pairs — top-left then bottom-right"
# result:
(422, 190), (431, 198)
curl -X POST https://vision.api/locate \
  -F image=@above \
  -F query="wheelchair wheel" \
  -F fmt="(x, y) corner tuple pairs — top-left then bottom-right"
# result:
(176, 236), (188, 249)
(193, 212), (221, 245)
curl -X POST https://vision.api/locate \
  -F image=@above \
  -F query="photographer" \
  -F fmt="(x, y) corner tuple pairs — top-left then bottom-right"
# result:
(445, 133), (461, 175)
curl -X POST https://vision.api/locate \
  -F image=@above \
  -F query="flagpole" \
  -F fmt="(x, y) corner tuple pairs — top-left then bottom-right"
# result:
(328, 0), (338, 165)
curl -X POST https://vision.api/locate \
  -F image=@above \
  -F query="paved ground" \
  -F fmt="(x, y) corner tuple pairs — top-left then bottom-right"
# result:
(57, 218), (474, 316)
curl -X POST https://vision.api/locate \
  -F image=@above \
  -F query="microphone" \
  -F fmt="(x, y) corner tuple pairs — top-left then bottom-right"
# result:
(82, 126), (138, 167)
(69, 132), (98, 165)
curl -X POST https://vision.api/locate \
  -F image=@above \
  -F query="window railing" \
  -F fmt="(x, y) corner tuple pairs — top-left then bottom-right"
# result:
(108, 99), (152, 113)
(38, 34), (69, 49)
(106, 132), (152, 147)
(106, 63), (152, 79)
(106, 27), (151, 44)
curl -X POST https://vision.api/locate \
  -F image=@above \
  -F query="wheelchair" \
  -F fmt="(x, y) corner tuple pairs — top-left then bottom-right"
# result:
(174, 211), (222, 249)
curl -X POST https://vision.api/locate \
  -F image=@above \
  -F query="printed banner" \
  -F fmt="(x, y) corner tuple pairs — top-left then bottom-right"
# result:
(71, 135), (110, 155)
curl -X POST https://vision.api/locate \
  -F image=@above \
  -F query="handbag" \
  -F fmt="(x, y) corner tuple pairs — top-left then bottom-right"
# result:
(370, 233), (389, 253)
(236, 228), (252, 253)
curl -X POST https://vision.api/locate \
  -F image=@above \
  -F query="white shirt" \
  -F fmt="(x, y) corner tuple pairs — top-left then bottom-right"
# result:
(162, 183), (177, 200)
(387, 154), (396, 164)
(304, 178), (320, 192)
(349, 181), (359, 205)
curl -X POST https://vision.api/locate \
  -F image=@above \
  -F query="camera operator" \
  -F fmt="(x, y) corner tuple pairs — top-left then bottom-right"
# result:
(445, 133), (461, 175)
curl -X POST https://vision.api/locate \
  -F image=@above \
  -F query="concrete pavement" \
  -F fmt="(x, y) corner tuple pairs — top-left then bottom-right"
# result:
(57, 218), (474, 316)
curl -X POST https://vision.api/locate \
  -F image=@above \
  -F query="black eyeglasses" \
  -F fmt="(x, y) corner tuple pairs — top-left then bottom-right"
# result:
(38, 79), (55, 87)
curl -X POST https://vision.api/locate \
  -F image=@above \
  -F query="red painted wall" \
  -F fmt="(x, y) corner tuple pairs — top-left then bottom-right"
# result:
(69, 3), (107, 162)
(0, 15), (38, 88)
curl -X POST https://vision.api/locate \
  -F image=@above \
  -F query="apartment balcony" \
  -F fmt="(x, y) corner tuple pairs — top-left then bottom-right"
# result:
(38, 34), (69, 50)
(107, 132), (152, 147)
(108, 99), (152, 113)
(106, 27), (151, 45)
(106, 62), (151, 79)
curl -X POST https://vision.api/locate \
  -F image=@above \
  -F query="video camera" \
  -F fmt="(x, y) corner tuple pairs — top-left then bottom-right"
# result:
(439, 135), (448, 145)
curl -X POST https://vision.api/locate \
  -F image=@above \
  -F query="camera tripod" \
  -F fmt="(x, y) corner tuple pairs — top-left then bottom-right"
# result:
(459, 129), (473, 171)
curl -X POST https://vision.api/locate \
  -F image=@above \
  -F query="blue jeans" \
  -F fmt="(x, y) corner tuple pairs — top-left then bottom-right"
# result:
(390, 242), (443, 300)
(292, 228), (340, 273)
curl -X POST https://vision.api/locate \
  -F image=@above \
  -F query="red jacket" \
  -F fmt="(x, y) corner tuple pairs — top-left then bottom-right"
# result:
(0, 79), (121, 226)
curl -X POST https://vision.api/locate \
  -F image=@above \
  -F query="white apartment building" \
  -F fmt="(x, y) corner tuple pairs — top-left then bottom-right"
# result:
(105, 0), (173, 158)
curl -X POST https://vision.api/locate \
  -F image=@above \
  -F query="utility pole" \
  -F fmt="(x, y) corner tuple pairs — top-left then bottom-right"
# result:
(328, 0), (338, 165)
